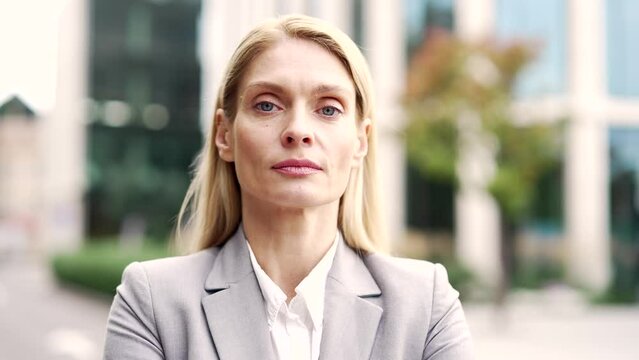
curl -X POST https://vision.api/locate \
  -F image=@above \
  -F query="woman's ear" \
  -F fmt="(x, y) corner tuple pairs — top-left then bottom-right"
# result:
(214, 109), (234, 162)
(352, 117), (371, 167)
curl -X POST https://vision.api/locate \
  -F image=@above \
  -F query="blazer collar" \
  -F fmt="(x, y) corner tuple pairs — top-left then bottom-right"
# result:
(203, 226), (254, 291)
(327, 237), (381, 297)
(201, 228), (276, 360)
(319, 236), (383, 360)
(201, 227), (383, 360)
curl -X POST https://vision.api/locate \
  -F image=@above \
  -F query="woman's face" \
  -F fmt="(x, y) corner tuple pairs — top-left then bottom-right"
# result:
(215, 38), (369, 211)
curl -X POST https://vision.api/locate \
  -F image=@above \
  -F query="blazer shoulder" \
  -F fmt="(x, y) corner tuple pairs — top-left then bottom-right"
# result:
(119, 246), (221, 295)
(106, 247), (222, 359)
(136, 246), (220, 275)
(362, 254), (460, 310)
(363, 254), (473, 359)
(364, 253), (444, 287)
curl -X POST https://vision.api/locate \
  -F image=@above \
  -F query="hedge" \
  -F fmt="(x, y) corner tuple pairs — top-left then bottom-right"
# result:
(51, 240), (171, 296)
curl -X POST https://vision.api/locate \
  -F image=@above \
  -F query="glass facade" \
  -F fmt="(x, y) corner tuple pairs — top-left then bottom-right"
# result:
(495, 0), (566, 97)
(405, 0), (454, 57)
(609, 126), (639, 300)
(607, 0), (639, 98)
(352, 0), (364, 46)
(88, 0), (202, 238)
(404, 0), (456, 232)
(495, 0), (566, 237)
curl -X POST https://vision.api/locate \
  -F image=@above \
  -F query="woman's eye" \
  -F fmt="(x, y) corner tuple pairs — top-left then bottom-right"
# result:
(320, 106), (340, 117)
(256, 101), (276, 112)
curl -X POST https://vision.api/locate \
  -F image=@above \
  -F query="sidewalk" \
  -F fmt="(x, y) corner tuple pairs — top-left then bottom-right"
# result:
(1, 255), (638, 360)
(0, 255), (111, 360)
(464, 289), (639, 360)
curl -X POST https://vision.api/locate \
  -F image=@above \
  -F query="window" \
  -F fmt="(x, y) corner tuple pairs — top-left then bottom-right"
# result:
(126, 2), (152, 57)
(496, 0), (566, 97)
(607, 0), (639, 98)
(352, 0), (364, 47)
(405, 0), (454, 57)
(609, 126), (639, 300)
(404, 0), (456, 233)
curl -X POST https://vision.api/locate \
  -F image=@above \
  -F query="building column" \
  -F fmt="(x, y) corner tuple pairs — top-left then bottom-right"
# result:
(454, 0), (501, 289)
(455, 0), (494, 41)
(43, 0), (88, 253)
(364, 0), (406, 248)
(311, 0), (353, 35)
(566, 0), (610, 291)
(454, 111), (502, 289)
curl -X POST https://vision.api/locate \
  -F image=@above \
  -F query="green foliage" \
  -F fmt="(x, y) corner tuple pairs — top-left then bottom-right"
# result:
(592, 256), (639, 304)
(404, 31), (562, 224)
(406, 105), (458, 183)
(592, 287), (637, 304)
(427, 255), (475, 300)
(51, 239), (172, 296)
(511, 259), (564, 289)
(487, 118), (563, 221)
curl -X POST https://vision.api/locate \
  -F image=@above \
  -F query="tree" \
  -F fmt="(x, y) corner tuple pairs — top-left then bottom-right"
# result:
(404, 30), (562, 302)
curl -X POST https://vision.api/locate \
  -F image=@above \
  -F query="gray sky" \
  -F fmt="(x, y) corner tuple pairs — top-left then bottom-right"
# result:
(0, 0), (65, 113)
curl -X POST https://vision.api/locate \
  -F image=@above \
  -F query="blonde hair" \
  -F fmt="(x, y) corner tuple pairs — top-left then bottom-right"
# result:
(175, 14), (385, 254)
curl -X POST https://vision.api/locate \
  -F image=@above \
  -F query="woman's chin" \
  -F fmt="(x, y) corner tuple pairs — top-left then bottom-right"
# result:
(270, 196), (338, 210)
(248, 193), (338, 211)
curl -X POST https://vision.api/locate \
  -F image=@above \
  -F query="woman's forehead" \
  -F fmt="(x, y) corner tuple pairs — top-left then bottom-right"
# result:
(239, 38), (356, 97)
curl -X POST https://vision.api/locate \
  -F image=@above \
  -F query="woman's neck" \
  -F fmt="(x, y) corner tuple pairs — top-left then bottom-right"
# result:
(241, 196), (339, 300)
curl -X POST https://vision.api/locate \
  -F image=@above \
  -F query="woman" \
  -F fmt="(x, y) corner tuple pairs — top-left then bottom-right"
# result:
(104, 14), (473, 360)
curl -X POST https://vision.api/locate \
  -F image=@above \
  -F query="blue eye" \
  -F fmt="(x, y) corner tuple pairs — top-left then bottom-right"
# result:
(256, 102), (275, 112)
(320, 106), (338, 117)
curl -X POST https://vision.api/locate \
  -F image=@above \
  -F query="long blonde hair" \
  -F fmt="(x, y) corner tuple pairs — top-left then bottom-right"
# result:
(175, 14), (385, 254)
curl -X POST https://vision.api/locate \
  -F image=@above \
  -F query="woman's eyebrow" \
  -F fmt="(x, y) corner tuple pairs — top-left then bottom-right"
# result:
(244, 81), (352, 97)
(243, 81), (286, 95)
(311, 84), (353, 98)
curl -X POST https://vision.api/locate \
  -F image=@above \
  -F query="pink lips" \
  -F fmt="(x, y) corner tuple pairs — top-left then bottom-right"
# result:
(272, 159), (322, 176)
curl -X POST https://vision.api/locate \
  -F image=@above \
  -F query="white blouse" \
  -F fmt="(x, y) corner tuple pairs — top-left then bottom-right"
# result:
(245, 232), (339, 360)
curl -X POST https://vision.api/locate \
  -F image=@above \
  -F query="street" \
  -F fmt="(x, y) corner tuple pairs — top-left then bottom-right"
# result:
(0, 255), (111, 360)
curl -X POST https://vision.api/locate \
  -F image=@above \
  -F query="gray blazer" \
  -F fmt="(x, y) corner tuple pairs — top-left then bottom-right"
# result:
(104, 230), (473, 359)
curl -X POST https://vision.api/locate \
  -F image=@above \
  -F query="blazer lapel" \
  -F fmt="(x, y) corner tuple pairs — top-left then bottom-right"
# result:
(319, 239), (383, 360)
(201, 229), (276, 360)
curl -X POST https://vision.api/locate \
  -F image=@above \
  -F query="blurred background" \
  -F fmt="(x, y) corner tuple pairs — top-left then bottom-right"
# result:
(0, 0), (638, 359)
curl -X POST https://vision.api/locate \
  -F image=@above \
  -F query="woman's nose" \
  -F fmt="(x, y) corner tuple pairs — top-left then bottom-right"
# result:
(281, 108), (313, 146)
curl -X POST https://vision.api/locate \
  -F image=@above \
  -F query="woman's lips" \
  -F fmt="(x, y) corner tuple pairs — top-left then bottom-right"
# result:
(272, 159), (322, 176)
